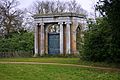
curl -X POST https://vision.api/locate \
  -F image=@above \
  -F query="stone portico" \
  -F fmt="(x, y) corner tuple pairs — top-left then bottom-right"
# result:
(33, 13), (86, 56)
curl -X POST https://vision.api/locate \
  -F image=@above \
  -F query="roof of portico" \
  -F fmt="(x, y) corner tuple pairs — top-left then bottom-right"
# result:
(33, 13), (86, 19)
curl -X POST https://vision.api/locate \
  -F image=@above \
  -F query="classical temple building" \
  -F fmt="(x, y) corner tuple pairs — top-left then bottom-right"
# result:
(33, 13), (86, 56)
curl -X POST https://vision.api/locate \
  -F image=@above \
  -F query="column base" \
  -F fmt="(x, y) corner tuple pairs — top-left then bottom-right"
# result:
(33, 53), (38, 57)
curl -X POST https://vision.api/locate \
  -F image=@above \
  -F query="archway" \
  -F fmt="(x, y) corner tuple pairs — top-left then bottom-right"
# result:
(76, 24), (82, 53)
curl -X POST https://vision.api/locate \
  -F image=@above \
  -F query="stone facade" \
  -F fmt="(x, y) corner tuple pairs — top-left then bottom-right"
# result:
(33, 13), (86, 56)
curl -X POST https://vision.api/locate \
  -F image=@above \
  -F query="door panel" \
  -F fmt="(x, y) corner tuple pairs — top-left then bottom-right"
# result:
(48, 33), (60, 54)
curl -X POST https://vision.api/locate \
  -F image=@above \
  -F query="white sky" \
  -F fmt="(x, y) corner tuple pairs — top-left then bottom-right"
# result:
(18, 0), (98, 17)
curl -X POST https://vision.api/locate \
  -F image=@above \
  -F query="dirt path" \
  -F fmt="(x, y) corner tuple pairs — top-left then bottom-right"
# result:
(0, 62), (120, 71)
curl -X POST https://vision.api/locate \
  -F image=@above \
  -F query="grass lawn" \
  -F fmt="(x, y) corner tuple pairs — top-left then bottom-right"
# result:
(0, 63), (120, 80)
(0, 58), (120, 68)
(0, 58), (78, 64)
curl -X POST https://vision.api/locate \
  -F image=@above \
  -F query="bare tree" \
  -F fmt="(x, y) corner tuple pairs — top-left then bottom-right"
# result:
(0, 0), (24, 35)
(22, 10), (34, 32)
(31, 0), (87, 15)
(67, 0), (77, 12)
(67, 0), (87, 15)
(32, 1), (56, 14)
(56, 0), (66, 13)
(49, 1), (55, 13)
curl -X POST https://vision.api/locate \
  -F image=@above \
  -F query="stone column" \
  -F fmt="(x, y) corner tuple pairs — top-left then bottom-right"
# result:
(71, 19), (78, 54)
(38, 24), (41, 54)
(66, 22), (71, 54)
(59, 22), (63, 54)
(45, 28), (48, 54)
(40, 23), (45, 56)
(34, 23), (39, 57)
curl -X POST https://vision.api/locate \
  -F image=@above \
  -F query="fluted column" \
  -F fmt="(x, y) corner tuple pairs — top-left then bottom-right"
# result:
(66, 22), (71, 54)
(34, 23), (39, 57)
(40, 23), (45, 56)
(59, 22), (63, 54)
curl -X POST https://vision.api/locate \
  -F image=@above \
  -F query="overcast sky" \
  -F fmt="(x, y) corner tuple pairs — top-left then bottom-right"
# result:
(17, 0), (98, 17)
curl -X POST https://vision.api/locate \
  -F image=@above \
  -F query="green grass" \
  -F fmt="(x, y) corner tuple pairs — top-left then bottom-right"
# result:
(0, 58), (78, 64)
(0, 58), (120, 68)
(0, 64), (120, 80)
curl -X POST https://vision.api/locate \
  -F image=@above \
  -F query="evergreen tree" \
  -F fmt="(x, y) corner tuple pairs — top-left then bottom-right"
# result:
(96, 0), (120, 62)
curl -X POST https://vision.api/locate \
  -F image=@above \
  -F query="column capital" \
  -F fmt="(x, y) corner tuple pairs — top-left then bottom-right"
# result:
(65, 21), (71, 24)
(37, 23), (41, 27)
(58, 22), (63, 25)
(35, 23), (39, 25)
(40, 22), (44, 26)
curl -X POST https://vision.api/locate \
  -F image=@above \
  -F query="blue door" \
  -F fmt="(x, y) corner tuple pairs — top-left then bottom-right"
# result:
(48, 33), (60, 54)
